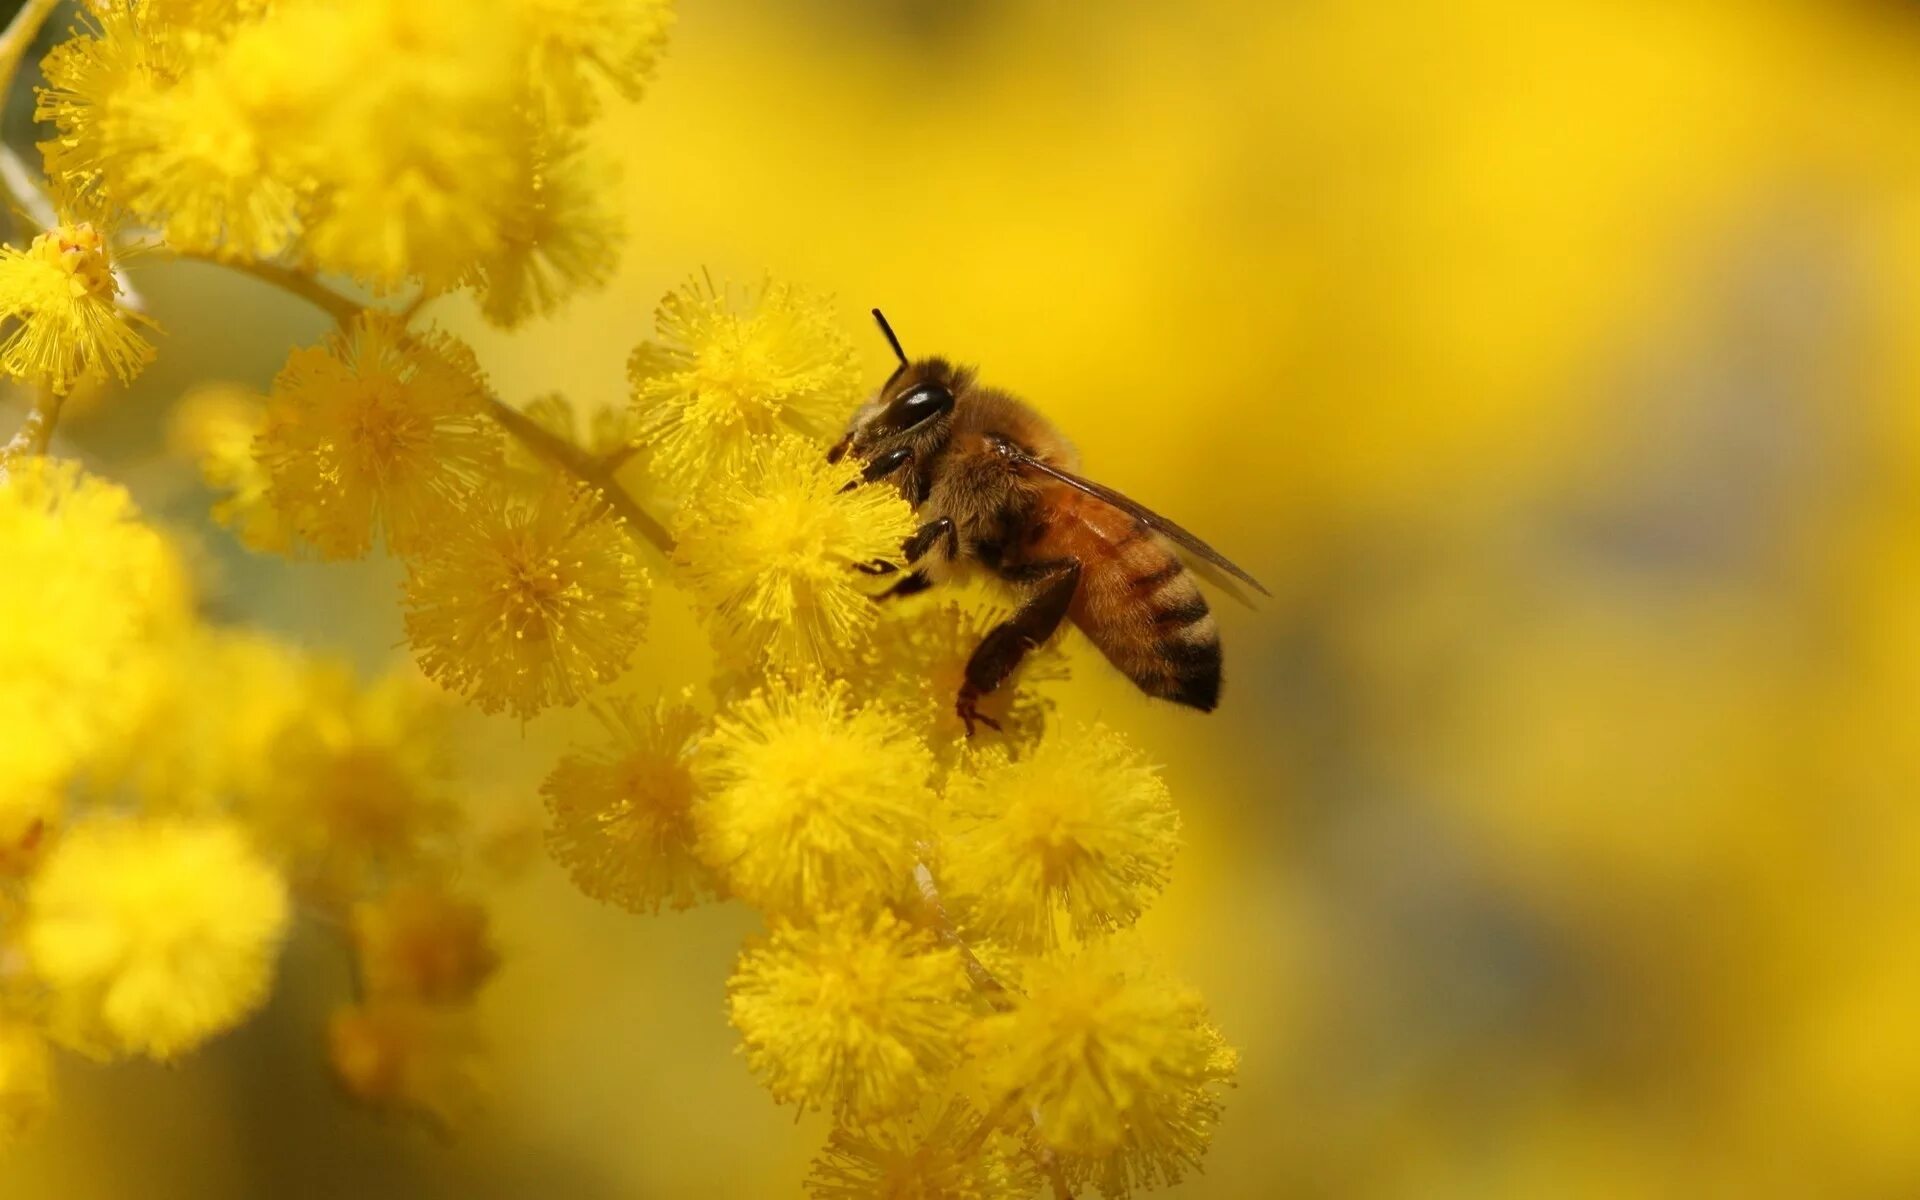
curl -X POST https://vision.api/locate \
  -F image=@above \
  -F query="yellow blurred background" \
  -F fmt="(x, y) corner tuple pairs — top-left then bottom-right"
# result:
(12, 0), (1920, 1194)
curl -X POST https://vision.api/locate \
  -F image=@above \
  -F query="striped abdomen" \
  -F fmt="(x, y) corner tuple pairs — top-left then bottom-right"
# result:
(1022, 485), (1221, 710)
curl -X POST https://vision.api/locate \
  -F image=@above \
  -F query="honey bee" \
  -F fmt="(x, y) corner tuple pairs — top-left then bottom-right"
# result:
(830, 310), (1267, 734)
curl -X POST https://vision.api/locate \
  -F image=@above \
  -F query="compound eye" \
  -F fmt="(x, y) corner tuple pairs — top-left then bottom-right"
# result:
(890, 383), (953, 430)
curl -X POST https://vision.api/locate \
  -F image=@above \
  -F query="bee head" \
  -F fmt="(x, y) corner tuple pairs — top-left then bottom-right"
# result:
(826, 309), (965, 472)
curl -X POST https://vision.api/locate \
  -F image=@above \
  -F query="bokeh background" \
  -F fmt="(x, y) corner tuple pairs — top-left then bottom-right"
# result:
(10, 0), (1920, 1194)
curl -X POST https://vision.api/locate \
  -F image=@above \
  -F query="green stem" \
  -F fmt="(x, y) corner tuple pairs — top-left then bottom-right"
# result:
(175, 252), (364, 328)
(0, 0), (58, 101)
(481, 392), (675, 558)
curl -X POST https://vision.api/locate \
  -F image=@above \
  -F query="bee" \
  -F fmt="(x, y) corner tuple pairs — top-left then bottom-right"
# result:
(830, 310), (1267, 734)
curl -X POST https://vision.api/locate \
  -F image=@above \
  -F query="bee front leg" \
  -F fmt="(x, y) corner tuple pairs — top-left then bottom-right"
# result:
(957, 558), (1081, 736)
(903, 516), (957, 565)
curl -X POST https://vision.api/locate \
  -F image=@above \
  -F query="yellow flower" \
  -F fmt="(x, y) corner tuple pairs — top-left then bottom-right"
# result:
(0, 222), (154, 393)
(518, 0), (675, 124)
(696, 677), (934, 916)
(728, 910), (969, 1121)
(350, 885), (499, 1005)
(108, 46), (302, 260)
(168, 383), (291, 552)
(0, 1022), (52, 1148)
(0, 458), (186, 843)
(973, 944), (1234, 1190)
(107, 628), (314, 816)
(25, 817), (290, 1061)
(403, 479), (649, 719)
(807, 1100), (1036, 1200)
(470, 123), (623, 328)
(258, 314), (499, 559)
(328, 1000), (484, 1128)
(630, 275), (860, 491)
(255, 665), (456, 899)
(674, 434), (918, 673)
(279, 0), (523, 291)
(864, 599), (1068, 764)
(541, 696), (718, 913)
(942, 724), (1179, 951)
(35, 6), (192, 222)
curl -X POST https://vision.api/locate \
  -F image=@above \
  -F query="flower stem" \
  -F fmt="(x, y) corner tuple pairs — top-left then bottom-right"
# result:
(0, 0), (58, 103)
(1, 385), (64, 462)
(911, 862), (1012, 1007)
(175, 252), (365, 328)
(480, 392), (675, 558)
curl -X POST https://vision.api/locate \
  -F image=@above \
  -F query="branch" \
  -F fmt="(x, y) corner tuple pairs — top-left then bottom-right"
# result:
(173, 251), (364, 327)
(481, 392), (675, 558)
(0, 0), (58, 101)
(1, 385), (64, 463)
(911, 862), (1012, 1007)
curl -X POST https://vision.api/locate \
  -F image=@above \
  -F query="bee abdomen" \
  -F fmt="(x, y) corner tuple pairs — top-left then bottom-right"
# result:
(1086, 548), (1222, 712)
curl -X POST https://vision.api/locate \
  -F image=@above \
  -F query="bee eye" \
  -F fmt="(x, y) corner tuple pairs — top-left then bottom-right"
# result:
(890, 383), (953, 430)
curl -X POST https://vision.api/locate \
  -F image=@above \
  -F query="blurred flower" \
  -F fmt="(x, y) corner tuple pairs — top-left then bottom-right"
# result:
(403, 478), (648, 718)
(518, 0), (675, 124)
(469, 124), (622, 328)
(541, 696), (718, 913)
(0, 222), (153, 393)
(350, 885), (499, 1005)
(25, 817), (290, 1061)
(942, 724), (1179, 951)
(328, 1000), (485, 1128)
(630, 275), (860, 491)
(0, 458), (186, 846)
(728, 910), (968, 1122)
(256, 666), (456, 899)
(973, 943), (1233, 1192)
(673, 434), (917, 672)
(696, 677), (934, 916)
(806, 1098), (1036, 1200)
(34, 6), (190, 223)
(168, 383), (290, 552)
(0, 1022), (51, 1148)
(258, 314), (499, 559)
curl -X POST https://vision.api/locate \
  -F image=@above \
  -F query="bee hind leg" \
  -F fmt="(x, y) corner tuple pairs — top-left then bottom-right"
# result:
(957, 558), (1081, 736)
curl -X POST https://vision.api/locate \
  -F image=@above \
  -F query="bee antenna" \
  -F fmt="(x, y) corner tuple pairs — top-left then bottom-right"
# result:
(872, 308), (909, 366)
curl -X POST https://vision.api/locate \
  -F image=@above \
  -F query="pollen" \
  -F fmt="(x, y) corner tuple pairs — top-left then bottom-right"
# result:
(728, 910), (969, 1122)
(695, 676), (934, 916)
(403, 479), (649, 719)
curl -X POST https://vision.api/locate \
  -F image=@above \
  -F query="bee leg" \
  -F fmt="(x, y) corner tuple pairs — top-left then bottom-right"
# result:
(903, 517), (957, 565)
(956, 558), (1081, 736)
(877, 570), (934, 601)
(839, 446), (914, 492)
(853, 559), (898, 575)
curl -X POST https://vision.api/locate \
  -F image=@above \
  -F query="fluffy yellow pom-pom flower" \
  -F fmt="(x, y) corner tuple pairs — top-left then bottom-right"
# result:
(728, 910), (969, 1121)
(942, 724), (1179, 950)
(350, 885), (499, 1005)
(0, 1022), (52, 1147)
(806, 1099), (1038, 1200)
(630, 275), (860, 491)
(0, 222), (153, 393)
(254, 665), (455, 898)
(542, 696), (718, 913)
(696, 677), (934, 915)
(674, 434), (917, 672)
(973, 944), (1235, 1195)
(470, 124), (622, 328)
(0, 458), (186, 844)
(518, 0), (675, 124)
(258, 314), (499, 559)
(25, 817), (291, 1061)
(403, 479), (648, 718)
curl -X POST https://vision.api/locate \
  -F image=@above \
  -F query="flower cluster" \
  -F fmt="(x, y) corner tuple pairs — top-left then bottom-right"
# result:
(1, 0), (1238, 1192)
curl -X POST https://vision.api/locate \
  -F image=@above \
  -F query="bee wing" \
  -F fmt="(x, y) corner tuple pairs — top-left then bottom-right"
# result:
(1007, 449), (1271, 603)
